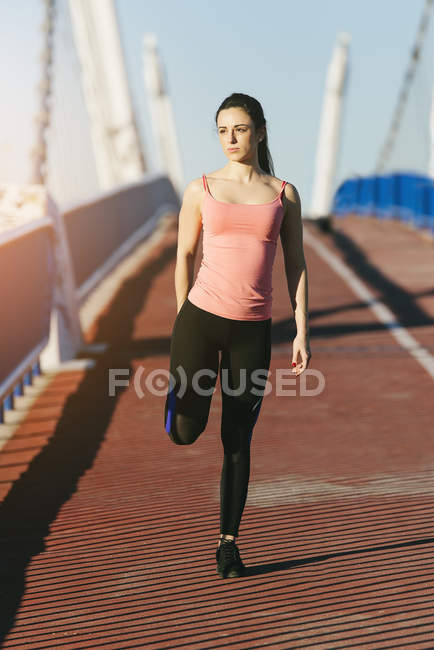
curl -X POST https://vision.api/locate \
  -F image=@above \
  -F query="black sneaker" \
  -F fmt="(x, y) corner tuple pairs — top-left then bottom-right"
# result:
(216, 539), (246, 578)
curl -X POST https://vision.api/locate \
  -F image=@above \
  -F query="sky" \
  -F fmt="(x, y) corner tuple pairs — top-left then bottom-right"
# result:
(0, 0), (433, 211)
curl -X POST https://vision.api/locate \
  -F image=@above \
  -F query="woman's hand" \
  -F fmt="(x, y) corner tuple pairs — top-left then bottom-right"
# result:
(291, 333), (312, 375)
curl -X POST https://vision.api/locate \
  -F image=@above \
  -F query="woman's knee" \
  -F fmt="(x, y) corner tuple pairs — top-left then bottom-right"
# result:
(168, 412), (206, 445)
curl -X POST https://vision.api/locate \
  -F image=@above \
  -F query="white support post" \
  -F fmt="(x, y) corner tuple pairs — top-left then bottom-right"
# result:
(309, 32), (351, 224)
(68, 0), (146, 189)
(429, 82), (434, 179)
(143, 33), (184, 199)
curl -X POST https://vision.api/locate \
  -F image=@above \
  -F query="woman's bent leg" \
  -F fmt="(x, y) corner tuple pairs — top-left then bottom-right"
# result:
(164, 299), (219, 445)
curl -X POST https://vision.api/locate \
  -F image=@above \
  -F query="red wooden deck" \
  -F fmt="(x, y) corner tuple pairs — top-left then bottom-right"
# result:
(0, 213), (433, 648)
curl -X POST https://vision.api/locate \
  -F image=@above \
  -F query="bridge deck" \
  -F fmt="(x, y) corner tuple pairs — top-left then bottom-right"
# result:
(0, 214), (433, 648)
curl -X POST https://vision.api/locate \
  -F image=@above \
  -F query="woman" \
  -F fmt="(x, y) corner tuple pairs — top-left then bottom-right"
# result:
(164, 92), (311, 578)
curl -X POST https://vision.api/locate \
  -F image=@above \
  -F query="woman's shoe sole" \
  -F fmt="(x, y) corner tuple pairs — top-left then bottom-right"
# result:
(217, 566), (246, 578)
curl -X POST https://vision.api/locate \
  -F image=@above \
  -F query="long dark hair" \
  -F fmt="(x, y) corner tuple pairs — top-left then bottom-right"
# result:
(215, 92), (275, 176)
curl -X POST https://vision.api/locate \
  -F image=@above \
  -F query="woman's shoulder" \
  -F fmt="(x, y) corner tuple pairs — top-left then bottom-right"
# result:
(183, 176), (207, 198)
(281, 180), (299, 200)
(262, 175), (299, 198)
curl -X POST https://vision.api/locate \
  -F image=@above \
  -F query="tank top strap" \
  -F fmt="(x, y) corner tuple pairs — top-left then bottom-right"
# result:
(202, 174), (210, 193)
(203, 174), (285, 199)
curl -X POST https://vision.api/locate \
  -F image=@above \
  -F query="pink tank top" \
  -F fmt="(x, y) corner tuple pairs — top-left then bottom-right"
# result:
(187, 174), (287, 320)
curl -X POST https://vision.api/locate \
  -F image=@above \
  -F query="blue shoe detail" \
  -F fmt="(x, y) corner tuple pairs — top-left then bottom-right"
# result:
(165, 384), (176, 435)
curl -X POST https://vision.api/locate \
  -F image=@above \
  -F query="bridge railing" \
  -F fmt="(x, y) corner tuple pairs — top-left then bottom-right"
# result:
(63, 172), (179, 305)
(0, 219), (56, 422)
(0, 172), (180, 424)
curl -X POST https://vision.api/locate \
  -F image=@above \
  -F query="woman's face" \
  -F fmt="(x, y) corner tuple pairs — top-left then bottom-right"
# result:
(217, 107), (263, 161)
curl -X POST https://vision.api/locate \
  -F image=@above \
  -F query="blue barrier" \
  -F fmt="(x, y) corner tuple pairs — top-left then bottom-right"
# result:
(332, 171), (434, 234)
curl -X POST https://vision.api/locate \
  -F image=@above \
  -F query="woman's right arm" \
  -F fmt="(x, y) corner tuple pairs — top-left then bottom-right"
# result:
(174, 178), (203, 313)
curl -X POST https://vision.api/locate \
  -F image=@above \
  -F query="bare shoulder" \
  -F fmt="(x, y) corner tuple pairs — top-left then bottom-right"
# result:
(182, 176), (205, 202)
(281, 181), (300, 202)
(281, 181), (301, 214)
(179, 177), (207, 216)
(263, 175), (299, 198)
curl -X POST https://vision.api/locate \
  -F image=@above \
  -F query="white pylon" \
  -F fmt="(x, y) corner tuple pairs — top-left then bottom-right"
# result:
(68, 0), (146, 189)
(143, 33), (184, 199)
(309, 32), (351, 219)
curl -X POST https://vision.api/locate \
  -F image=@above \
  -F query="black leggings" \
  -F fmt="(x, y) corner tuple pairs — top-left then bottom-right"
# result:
(164, 298), (271, 537)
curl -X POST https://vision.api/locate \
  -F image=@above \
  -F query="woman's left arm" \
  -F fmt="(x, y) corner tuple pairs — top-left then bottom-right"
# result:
(279, 183), (312, 375)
